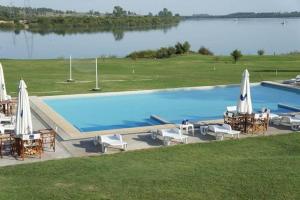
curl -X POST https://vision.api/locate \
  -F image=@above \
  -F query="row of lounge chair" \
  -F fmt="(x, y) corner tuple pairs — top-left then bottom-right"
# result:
(93, 104), (300, 153)
(93, 123), (241, 153)
(283, 75), (300, 84)
(271, 114), (300, 130)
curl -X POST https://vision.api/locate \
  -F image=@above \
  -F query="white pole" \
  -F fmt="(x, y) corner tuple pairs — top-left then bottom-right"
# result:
(69, 55), (73, 81)
(95, 57), (99, 89)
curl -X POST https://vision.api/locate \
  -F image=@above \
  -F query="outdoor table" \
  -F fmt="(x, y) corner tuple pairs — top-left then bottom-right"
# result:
(180, 123), (195, 136)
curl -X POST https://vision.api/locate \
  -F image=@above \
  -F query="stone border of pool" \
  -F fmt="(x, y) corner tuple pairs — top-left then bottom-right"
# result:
(30, 81), (298, 141)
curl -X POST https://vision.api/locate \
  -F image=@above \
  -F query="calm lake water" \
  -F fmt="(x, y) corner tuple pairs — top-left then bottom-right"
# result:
(1, 18), (300, 59)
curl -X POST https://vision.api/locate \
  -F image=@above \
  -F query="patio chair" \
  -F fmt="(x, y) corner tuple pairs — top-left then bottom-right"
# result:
(94, 134), (127, 153)
(39, 129), (56, 152)
(0, 134), (15, 158)
(250, 113), (269, 134)
(0, 124), (15, 134)
(271, 115), (300, 130)
(208, 124), (240, 140)
(226, 106), (237, 113)
(153, 128), (188, 146)
(0, 115), (15, 124)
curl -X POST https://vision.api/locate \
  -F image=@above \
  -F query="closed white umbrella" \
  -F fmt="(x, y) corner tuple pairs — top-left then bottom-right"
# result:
(0, 63), (8, 102)
(237, 69), (253, 114)
(15, 80), (33, 136)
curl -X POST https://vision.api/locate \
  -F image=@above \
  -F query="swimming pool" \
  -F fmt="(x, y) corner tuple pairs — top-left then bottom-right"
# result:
(44, 84), (300, 132)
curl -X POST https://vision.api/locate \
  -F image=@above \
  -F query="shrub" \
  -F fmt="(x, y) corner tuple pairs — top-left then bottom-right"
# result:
(156, 48), (169, 59)
(231, 49), (242, 63)
(198, 46), (214, 55)
(127, 50), (157, 59)
(175, 41), (190, 54)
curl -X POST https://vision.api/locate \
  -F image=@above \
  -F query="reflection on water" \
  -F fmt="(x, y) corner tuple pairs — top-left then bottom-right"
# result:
(0, 18), (300, 59)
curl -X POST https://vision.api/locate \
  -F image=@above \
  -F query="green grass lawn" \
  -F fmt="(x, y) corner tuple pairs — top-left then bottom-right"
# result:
(0, 133), (299, 200)
(1, 54), (300, 96)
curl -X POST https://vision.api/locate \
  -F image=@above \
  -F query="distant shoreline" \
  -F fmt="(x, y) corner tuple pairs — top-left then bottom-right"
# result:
(182, 12), (300, 19)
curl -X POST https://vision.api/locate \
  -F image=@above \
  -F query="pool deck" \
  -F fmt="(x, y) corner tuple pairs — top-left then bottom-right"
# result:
(0, 113), (297, 167)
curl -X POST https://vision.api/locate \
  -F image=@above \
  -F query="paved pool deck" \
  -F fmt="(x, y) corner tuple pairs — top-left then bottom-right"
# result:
(0, 112), (295, 167)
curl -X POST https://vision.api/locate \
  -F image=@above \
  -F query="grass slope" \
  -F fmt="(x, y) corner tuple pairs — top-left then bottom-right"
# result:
(1, 54), (300, 96)
(0, 133), (300, 200)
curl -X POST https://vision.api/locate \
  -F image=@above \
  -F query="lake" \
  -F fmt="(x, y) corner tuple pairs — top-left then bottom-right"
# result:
(0, 18), (299, 59)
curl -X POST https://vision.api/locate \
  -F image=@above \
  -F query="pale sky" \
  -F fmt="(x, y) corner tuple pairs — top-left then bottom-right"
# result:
(0, 0), (299, 15)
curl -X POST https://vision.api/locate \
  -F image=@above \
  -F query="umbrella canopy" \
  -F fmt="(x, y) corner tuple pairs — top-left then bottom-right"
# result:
(15, 80), (33, 135)
(237, 69), (253, 114)
(0, 63), (8, 102)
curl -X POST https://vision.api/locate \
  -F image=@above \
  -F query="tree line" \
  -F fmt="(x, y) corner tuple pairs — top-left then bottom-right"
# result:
(0, 5), (180, 33)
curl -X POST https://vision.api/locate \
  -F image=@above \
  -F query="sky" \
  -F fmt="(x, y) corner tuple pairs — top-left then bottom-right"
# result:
(0, 0), (299, 15)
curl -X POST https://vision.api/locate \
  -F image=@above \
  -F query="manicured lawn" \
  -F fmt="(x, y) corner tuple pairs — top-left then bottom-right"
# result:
(1, 54), (300, 96)
(0, 133), (299, 199)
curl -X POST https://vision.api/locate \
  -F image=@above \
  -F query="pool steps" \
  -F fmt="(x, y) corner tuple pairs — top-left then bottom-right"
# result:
(150, 115), (171, 124)
(278, 103), (300, 112)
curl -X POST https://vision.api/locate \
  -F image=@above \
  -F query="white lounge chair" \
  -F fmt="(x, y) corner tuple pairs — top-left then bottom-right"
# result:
(94, 134), (127, 153)
(208, 124), (240, 140)
(271, 115), (300, 130)
(283, 75), (300, 84)
(153, 128), (188, 146)
(296, 75), (300, 84)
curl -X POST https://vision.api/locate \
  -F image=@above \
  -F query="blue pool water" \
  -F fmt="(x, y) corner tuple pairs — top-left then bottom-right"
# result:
(44, 85), (300, 132)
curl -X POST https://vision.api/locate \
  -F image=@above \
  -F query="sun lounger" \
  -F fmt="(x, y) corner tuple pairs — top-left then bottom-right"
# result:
(94, 134), (127, 153)
(283, 75), (300, 84)
(152, 128), (188, 146)
(271, 115), (300, 130)
(208, 124), (240, 140)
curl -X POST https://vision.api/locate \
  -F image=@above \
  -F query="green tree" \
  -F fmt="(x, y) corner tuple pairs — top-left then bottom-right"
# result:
(182, 41), (191, 53)
(257, 49), (265, 56)
(175, 42), (184, 54)
(113, 6), (127, 17)
(231, 49), (242, 63)
(158, 8), (173, 17)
